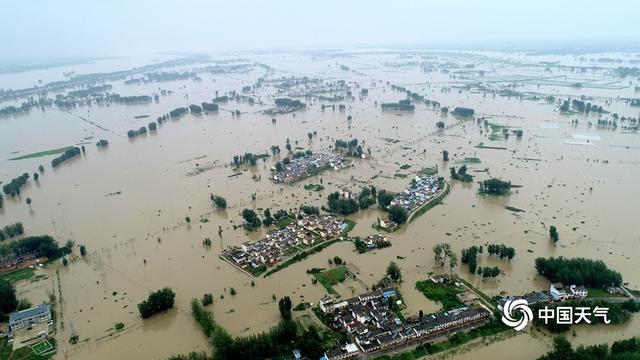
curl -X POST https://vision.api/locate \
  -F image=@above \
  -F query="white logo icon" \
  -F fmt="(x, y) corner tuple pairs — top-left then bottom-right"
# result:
(501, 299), (533, 331)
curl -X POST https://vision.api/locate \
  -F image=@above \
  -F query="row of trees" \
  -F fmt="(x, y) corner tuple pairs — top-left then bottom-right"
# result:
(0, 235), (70, 260)
(487, 244), (515, 260)
(0, 222), (24, 241)
(127, 127), (147, 138)
(479, 178), (512, 195)
(535, 257), (623, 288)
(477, 266), (500, 278)
(138, 288), (176, 319)
(232, 153), (259, 167)
(539, 336), (640, 360)
(460, 245), (481, 273)
(202, 102), (219, 111)
(51, 147), (81, 167)
(3, 173), (30, 196)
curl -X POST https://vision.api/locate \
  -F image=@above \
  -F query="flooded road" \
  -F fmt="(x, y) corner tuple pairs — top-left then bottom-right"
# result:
(1, 50), (639, 359)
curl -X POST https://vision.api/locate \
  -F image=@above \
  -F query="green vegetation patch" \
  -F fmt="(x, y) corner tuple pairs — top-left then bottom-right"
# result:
(505, 206), (525, 213)
(264, 238), (342, 277)
(313, 266), (350, 295)
(415, 280), (465, 311)
(399, 164), (412, 170)
(275, 216), (294, 229)
(486, 122), (510, 141)
(304, 183), (324, 191)
(0, 267), (36, 284)
(418, 167), (437, 176)
(9, 146), (73, 161)
(456, 157), (481, 164)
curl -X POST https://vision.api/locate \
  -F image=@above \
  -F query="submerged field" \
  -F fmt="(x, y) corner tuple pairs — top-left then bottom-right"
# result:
(0, 49), (639, 360)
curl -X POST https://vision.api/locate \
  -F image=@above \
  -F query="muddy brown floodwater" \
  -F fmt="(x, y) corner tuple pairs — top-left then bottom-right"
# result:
(1, 50), (639, 360)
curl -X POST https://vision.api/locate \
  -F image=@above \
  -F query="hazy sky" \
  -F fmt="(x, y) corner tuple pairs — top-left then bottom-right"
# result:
(2, 0), (639, 59)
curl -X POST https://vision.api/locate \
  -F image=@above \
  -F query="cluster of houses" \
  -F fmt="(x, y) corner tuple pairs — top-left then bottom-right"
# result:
(272, 153), (351, 183)
(220, 215), (347, 276)
(389, 175), (443, 213)
(319, 289), (492, 359)
(362, 235), (389, 249)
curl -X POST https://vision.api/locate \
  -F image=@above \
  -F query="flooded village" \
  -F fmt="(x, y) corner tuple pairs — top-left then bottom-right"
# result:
(1, 46), (640, 360)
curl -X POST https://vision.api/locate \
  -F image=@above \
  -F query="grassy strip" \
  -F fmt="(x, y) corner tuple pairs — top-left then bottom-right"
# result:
(587, 288), (625, 298)
(455, 157), (481, 164)
(264, 238), (342, 277)
(415, 281), (465, 311)
(0, 267), (36, 284)
(341, 219), (357, 235)
(418, 167), (437, 176)
(408, 181), (451, 223)
(9, 146), (73, 161)
(475, 143), (507, 150)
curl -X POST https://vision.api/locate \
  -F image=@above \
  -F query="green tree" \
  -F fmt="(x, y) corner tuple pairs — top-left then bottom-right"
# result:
(388, 205), (408, 224)
(278, 296), (292, 320)
(137, 288), (176, 319)
(211, 195), (227, 209)
(550, 226), (559, 243)
(26, 197), (32, 207)
(0, 279), (18, 320)
(386, 262), (402, 282)
(80, 245), (87, 257)
(442, 150), (449, 161)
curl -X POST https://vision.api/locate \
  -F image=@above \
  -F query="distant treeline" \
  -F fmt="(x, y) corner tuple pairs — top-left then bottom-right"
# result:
(275, 98), (305, 108)
(170, 107), (187, 118)
(453, 107), (474, 117)
(68, 85), (112, 97)
(51, 147), (81, 167)
(109, 94), (152, 103)
(0, 223), (24, 241)
(202, 102), (219, 111)
(127, 127), (148, 138)
(146, 71), (195, 82)
(2, 173), (30, 196)
(381, 99), (414, 111)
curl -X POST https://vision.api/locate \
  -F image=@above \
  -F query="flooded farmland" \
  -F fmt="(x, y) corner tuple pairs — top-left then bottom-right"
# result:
(1, 49), (640, 360)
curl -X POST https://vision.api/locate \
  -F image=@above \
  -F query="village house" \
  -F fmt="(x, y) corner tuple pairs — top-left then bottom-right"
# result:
(550, 283), (567, 300)
(221, 214), (346, 275)
(569, 285), (588, 299)
(9, 304), (52, 332)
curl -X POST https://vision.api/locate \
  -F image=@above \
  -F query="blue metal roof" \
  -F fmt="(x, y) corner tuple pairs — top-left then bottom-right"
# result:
(9, 304), (50, 323)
